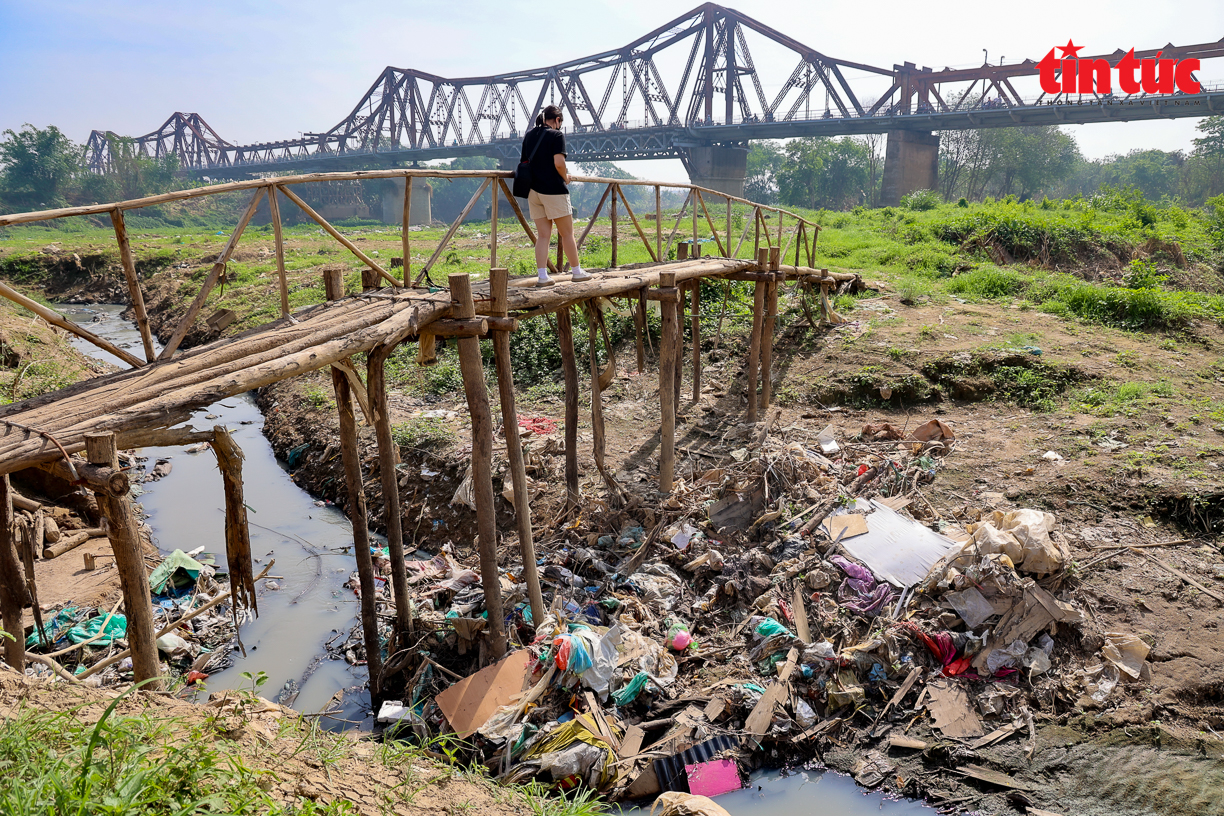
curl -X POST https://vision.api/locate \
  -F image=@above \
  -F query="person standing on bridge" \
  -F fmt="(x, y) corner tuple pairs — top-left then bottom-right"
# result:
(521, 105), (592, 286)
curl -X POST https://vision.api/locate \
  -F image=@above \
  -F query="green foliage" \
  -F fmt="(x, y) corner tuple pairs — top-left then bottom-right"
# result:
(0, 124), (82, 211)
(422, 351), (464, 395)
(775, 136), (873, 210)
(1123, 259), (1168, 289)
(900, 189), (941, 211)
(392, 415), (452, 450)
(991, 365), (1062, 411)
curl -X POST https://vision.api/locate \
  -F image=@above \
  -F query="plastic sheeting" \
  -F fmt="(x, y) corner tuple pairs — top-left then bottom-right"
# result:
(833, 499), (958, 588)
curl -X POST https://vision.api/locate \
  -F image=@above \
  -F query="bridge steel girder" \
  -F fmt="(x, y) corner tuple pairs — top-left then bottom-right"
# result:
(82, 3), (1224, 177)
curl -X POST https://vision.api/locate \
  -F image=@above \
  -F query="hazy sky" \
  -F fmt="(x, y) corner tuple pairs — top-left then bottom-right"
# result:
(3, 0), (1222, 183)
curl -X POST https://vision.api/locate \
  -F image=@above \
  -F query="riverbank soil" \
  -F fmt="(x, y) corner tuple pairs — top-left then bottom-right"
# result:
(0, 667), (546, 815)
(5, 210), (1224, 815)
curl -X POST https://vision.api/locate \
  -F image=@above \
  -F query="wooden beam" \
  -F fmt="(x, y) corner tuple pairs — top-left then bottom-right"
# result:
(691, 279), (701, 402)
(403, 177), (413, 286)
(761, 249), (781, 409)
(659, 271), (678, 492)
(726, 196), (733, 258)
(84, 432), (160, 689)
(0, 477), (26, 671)
(610, 186), (619, 268)
(212, 426), (257, 616)
(330, 358), (374, 426)
(746, 249), (768, 423)
(615, 185), (658, 262)
(278, 185), (400, 289)
(450, 272), (506, 660)
(696, 191), (726, 258)
(330, 366), (384, 699)
(490, 268), (544, 628)
(108, 208), (155, 361)
(417, 178), (490, 284)
(633, 290), (646, 374)
(489, 177), (498, 271)
(557, 306), (581, 507)
(267, 187), (289, 319)
(0, 280), (144, 368)
(368, 345), (414, 641)
(160, 187), (266, 360)
(663, 192), (691, 262)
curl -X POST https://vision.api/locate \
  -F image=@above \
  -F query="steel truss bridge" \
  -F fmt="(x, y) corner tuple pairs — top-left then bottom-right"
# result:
(85, 4), (1224, 179)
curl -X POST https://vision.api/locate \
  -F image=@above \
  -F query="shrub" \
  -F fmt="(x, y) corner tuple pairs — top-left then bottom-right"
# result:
(900, 189), (941, 211)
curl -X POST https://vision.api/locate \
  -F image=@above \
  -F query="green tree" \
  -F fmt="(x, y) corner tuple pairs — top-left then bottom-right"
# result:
(430, 155), (498, 222)
(102, 135), (181, 201)
(0, 124), (82, 211)
(1193, 115), (1224, 156)
(744, 142), (784, 204)
(775, 137), (870, 210)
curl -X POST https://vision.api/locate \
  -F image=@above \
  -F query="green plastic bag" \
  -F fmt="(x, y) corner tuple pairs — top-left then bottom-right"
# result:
(612, 671), (650, 706)
(26, 607), (78, 648)
(755, 617), (794, 639)
(67, 613), (127, 646)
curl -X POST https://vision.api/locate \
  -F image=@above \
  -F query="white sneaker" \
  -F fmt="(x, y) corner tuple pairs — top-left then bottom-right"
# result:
(570, 268), (595, 281)
(536, 274), (555, 287)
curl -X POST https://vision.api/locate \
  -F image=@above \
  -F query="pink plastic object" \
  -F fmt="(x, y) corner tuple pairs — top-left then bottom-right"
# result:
(686, 759), (742, 797)
(667, 629), (692, 650)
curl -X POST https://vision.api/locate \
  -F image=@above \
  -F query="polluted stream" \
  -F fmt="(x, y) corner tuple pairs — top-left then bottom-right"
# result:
(62, 303), (372, 724)
(62, 304), (937, 815)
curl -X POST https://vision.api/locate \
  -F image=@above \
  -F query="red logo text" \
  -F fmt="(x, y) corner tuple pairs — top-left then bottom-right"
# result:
(1037, 40), (1200, 95)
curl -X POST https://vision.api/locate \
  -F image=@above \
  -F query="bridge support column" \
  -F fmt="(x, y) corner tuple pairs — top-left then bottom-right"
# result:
(684, 146), (747, 197)
(379, 178), (432, 226)
(881, 130), (939, 206)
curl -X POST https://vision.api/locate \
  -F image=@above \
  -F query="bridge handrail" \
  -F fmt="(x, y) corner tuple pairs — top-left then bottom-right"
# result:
(0, 170), (818, 231)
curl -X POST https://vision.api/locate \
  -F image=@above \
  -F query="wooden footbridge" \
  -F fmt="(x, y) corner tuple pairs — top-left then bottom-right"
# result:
(0, 170), (855, 696)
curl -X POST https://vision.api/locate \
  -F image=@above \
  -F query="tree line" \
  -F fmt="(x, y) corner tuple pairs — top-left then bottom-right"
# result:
(5, 116), (1224, 218)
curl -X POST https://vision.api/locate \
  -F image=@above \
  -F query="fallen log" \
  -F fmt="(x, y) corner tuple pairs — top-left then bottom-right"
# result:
(42, 527), (106, 560)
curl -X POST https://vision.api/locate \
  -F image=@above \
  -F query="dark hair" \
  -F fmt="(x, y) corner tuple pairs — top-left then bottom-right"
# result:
(535, 105), (563, 127)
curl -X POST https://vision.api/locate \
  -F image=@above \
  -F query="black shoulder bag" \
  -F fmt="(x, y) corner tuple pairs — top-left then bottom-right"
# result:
(512, 128), (545, 199)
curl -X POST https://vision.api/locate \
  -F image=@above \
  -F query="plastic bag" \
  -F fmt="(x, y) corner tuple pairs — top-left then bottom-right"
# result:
(1102, 631), (1150, 679)
(67, 613), (128, 646)
(968, 508), (1068, 576)
(753, 617), (794, 640)
(612, 671), (650, 706)
(650, 791), (732, 816)
(985, 639), (1028, 674)
(577, 624), (622, 696)
(553, 632), (594, 675)
(794, 698), (817, 729)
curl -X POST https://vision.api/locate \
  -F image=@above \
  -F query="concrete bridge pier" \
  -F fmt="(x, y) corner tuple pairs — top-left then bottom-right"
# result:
(379, 178), (433, 226)
(684, 146), (748, 198)
(881, 130), (939, 206)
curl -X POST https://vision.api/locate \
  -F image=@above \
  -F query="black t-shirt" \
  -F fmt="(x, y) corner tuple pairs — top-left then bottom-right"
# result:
(520, 126), (568, 195)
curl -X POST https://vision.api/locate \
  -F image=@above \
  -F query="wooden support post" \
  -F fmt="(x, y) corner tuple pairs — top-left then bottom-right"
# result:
(746, 248), (768, 424)
(361, 265), (381, 292)
(160, 187), (266, 361)
(450, 272), (506, 660)
(659, 272), (678, 492)
(674, 282), (683, 416)
(762, 248), (781, 409)
(490, 178), (498, 271)
(753, 207), (761, 258)
(586, 301), (610, 492)
(556, 307), (581, 508)
(633, 291), (646, 374)
(726, 197), (733, 258)
(20, 514), (45, 648)
(330, 367), (384, 698)
(0, 476), (26, 671)
(109, 208), (155, 361)
(212, 426), (257, 615)
(489, 268), (544, 629)
(268, 187), (289, 319)
(0, 280), (144, 368)
(403, 177), (413, 286)
(367, 346), (413, 639)
(677, 241), (689, 261)
(324, 269), (383, 693)
(610, 186), (619, 268)
(84, 432), (160, 689)
(691, 279), (701, 403)
(655, 185), (662, 262)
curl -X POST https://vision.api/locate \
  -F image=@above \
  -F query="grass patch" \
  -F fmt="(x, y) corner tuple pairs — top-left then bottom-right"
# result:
(392, 415), (452, 450)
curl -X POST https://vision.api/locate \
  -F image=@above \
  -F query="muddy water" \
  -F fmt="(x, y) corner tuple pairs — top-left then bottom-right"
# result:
(619, 768), (932, 815)
(61, 304), (371, 723)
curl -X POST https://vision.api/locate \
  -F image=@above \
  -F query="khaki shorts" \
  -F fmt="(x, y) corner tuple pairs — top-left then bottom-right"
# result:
(528, 190), (572, 221)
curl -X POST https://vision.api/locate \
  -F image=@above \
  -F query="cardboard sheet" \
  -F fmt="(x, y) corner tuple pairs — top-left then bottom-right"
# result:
(822, 513), (869, 541)
(927, 678), (985, 739)
(435, 649), (532, 737)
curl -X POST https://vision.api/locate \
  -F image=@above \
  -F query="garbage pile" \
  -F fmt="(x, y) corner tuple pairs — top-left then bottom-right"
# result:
(350, 417), (1149, 808)
(24, 547), (251, 686)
